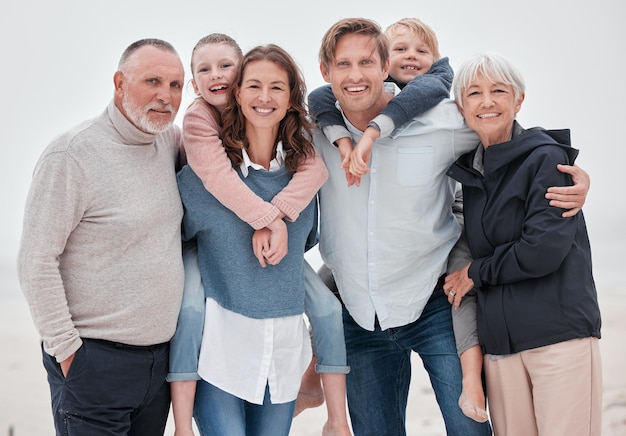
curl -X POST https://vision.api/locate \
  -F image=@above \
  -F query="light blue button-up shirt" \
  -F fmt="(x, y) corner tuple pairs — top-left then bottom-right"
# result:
(316, 91), (477, 331)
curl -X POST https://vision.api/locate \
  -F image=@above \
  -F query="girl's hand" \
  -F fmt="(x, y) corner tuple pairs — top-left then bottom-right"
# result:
(253, 218), (288, 267)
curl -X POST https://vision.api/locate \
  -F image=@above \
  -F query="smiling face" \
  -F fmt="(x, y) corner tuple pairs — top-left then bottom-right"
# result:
(388, 30), (435, 84)
(457, 72), (525, 147)
(114, 45), (184, 134)
(320, 32), (390, 128)
(191, 42), (241, 113)
(235, 59), (291, 132)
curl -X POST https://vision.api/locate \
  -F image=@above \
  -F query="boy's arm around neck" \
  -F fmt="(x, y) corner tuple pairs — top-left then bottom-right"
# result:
(377, 57), (454, 139)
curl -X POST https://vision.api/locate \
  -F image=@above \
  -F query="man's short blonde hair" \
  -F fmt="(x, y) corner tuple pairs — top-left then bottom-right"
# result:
(319, 18), (389, 72)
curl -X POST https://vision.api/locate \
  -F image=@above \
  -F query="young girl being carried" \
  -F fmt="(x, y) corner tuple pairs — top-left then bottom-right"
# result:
(169, 34), (351, 436)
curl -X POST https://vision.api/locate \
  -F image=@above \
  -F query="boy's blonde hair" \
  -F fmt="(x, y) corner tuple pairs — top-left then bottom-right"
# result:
(385, 18), (441, 61)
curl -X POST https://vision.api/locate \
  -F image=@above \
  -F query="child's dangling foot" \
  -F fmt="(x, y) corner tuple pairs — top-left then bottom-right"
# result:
(458, 390), (488, 423)
(293, 357), (325, 417)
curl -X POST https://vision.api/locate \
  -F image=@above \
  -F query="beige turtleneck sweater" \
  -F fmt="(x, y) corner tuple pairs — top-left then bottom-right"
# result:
(17, 101), (184, 362)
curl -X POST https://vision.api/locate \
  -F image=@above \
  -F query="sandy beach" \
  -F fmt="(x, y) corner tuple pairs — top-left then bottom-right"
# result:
(2, 257), (625, 435)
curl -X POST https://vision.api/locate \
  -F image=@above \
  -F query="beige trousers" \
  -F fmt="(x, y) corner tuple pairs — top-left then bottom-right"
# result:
(484, 337), (602, 436)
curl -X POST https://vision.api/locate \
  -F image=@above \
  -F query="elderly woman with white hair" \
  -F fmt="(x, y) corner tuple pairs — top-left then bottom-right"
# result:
(444, 52), (602, 436)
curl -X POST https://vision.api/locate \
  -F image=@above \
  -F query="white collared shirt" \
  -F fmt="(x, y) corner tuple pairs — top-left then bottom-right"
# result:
(239, 141), (285, 177)
(196, 141), (312, 404)
(197, 299), (311, 404)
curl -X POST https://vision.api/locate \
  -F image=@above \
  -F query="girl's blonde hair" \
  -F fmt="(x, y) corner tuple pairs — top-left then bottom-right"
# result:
(190, 33), (243, 73)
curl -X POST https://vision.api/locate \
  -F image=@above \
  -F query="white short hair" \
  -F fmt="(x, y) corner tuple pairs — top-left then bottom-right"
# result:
(453, 52), (525, 108)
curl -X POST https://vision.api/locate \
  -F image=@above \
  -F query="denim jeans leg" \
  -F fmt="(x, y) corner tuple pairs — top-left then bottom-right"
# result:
(246, 384), (295, 436)
(194, 379), (246, 436)
(168, 243), (205, 382)
(342, 308), (411, 436)
(194, 380), (294, 436)
(303, 260), (349, 374)
(397, 291), (491, 436)
(342, 289), (492, 436)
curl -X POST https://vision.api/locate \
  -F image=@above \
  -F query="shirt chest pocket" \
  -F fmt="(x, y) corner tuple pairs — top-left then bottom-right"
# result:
(396, 146), (434, 186)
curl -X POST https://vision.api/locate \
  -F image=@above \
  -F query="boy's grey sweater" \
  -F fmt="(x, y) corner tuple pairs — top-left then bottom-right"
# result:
(308, 57), (453, 143)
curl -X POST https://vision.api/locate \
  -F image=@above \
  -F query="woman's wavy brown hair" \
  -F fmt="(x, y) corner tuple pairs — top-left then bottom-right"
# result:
(221, 44), (315, 173)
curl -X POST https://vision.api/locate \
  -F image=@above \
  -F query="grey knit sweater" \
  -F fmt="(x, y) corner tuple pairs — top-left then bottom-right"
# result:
(17, 101), (184, 362)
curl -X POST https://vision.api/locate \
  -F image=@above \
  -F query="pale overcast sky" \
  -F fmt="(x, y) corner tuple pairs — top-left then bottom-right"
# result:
(1, 0), (624, 285)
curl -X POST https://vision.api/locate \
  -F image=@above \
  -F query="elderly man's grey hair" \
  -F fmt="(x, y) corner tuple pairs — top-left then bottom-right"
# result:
(118, 38), (178, 71)
(452, 52), (525, 108)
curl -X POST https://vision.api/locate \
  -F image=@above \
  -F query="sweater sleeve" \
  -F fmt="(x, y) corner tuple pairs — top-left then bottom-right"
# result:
(271, 150), (328, 222)
(308, 84), (351, 145)
(183, 100), (327, 227)
(183, 100), (279, 229)
(468, 147), (579, 288)
(379, 57), (453, 139)
(17, 151), (84, 362)
(308, 59), (453, 143)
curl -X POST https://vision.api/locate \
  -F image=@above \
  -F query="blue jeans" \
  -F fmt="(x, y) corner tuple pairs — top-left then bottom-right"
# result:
(194, 380), (295, 436)
(303, 260), (349, 374)
(43, 339), (170, 436)
(343, 290), (492, 436)
(168, 244), (348, 381)
(167, 243), (204, 381)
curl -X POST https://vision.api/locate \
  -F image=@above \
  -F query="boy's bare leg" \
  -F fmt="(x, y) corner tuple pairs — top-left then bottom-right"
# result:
(458, 344), (489, 423)
(320, 372), (352, 436)
(294, 356), (324, 417)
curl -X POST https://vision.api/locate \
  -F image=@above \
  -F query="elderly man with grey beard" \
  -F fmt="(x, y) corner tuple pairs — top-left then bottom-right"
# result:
(17, 38), (185, 435)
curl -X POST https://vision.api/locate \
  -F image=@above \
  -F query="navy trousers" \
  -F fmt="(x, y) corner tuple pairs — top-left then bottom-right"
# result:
(42, 338), (171, 436)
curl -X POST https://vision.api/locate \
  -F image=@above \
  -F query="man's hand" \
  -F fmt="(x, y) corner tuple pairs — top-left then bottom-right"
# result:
(546, 164), (590, 217)
(60, 352), (76, 377)
(252, 218), (288, 267)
